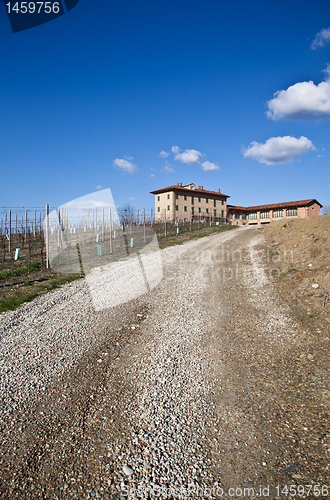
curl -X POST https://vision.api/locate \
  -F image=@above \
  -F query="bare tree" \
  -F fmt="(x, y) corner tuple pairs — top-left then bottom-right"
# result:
(321, 205), (330, 215)
(122, 204), (134, 225)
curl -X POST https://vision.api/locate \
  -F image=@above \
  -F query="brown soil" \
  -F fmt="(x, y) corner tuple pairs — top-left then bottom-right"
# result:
(261, 214), (330, 329)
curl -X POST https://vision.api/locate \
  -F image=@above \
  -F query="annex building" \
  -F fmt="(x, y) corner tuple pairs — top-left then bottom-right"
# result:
(150, 183), (322, 224)
(228, 199), (322, 225)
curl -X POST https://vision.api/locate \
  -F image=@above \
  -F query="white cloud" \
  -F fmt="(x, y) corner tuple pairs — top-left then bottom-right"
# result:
(96, 185), (103, 190)
(266, 66), (330, 120)
(113, 158), (137, 173)
(159, 151), (169, 158)
(124, 155), (134, 160)
(165, 165), (175, 173)
(128, 197), (135, 201)
(171, 145), (220, 171)
(243, 136), (316, 165)
(172, 146), (202, 166)
(311, 27), (330, 50)
(201, 161), (219, 172)
(150, 173), (155, 177)
(317, 154), (324, 158)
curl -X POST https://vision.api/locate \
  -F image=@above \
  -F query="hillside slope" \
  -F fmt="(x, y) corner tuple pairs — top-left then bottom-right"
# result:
(262, 214), (330, 327)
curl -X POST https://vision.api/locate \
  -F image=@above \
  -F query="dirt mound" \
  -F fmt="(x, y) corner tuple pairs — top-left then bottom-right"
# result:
(262, 214), (330, 327)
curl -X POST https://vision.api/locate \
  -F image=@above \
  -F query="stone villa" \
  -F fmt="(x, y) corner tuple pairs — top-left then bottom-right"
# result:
(150, 183), (322, 225)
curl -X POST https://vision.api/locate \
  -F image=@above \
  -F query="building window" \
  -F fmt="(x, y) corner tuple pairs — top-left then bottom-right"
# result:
(157, 196), (160, 201)
(176, 194), (178, 200)
(242, 213), (247, 220)
(206, 198), (208, 203)
(167, 205), (170, 211)
(221, 210), (224, 218)
(222, 200), (224, 205)
(227, 213), (232, 218)
(214, 200), (216, 207)
(192, 207), (194, 215)
(206, 208), (209, 214)
(214, 209), (216, 216)
(198, 197), (201, 202)
(157, 207), (160, 212)
(273, 210), (284, 218)
(184, 195), (187, 201)
(198, 207), (201, 213)
(287, 208), (298, 216)
(175, 205), (179, 211)
(191, 196), (194, 205)
(249, 213), (257, 220)
(235, 213), (240, 219)
(184, 206), (187, 212)
(260, 212), (270, 219)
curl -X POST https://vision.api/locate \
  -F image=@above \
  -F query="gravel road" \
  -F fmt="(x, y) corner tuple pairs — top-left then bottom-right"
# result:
(0, 226), (329, 499)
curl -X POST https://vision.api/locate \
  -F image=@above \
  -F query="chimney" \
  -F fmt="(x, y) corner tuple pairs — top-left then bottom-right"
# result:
(217, 188), (220, 193)
(176, 183), (179, 186)
(179, 182), (182, 187)
(198, 185), (203, 190)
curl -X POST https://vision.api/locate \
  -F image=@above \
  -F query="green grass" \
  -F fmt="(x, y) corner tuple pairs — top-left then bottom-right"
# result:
(0, 261), (42, 279)
(0, 273), (83, 313)
(0, 291), (40, 313)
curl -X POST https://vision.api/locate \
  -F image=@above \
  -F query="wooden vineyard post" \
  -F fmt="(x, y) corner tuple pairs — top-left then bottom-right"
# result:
(102, 207), (104, 241)
(164, 209), (167, 238)
(143, 208), (146, 243)
(109, 208), (112, 254)
(25, 211), (28, 243)
(34, 211), (36, 237)
(15, 214), (18, 235)
(57, 209), (61, 265)
(8, 210), (11, 252)
(150, 207), (153, 227)
(39, 212), (42, 236)
(45, 204), (50, 269)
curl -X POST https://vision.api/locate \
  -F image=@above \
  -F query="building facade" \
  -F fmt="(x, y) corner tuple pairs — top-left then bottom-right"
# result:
(227, 199), (323, 225)
(150, 183), (229, 222)
(150, 183), (322, 225)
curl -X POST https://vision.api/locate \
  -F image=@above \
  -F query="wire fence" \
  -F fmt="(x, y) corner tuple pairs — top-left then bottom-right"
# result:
(0, 206), (232, 278)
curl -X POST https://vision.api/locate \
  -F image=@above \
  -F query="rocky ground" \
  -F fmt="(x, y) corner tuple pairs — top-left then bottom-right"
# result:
(0, 225), (329, 499)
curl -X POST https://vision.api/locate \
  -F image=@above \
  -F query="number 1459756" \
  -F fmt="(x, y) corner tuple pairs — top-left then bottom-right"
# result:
(5, 2), (60, 14)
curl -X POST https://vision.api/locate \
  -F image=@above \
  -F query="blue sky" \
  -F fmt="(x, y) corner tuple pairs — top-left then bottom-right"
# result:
(1, 0), (330, 210)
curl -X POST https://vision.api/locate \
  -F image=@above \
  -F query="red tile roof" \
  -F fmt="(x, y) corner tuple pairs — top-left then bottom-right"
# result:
(150, 184), (230, 198)
(228, 199), (322, 212)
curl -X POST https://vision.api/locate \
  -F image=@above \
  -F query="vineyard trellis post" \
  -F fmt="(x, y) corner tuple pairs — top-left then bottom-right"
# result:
(25, 210), (28, 242)
(143, 208), (146, 243)
(45, 204), (49, 269)
(102, 206), (105, 241)
(109, 207), (113, 254)
(8, 210), (11, 252)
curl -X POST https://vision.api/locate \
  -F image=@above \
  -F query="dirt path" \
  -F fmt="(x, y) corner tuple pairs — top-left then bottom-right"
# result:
(0, 227), (329, 499)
